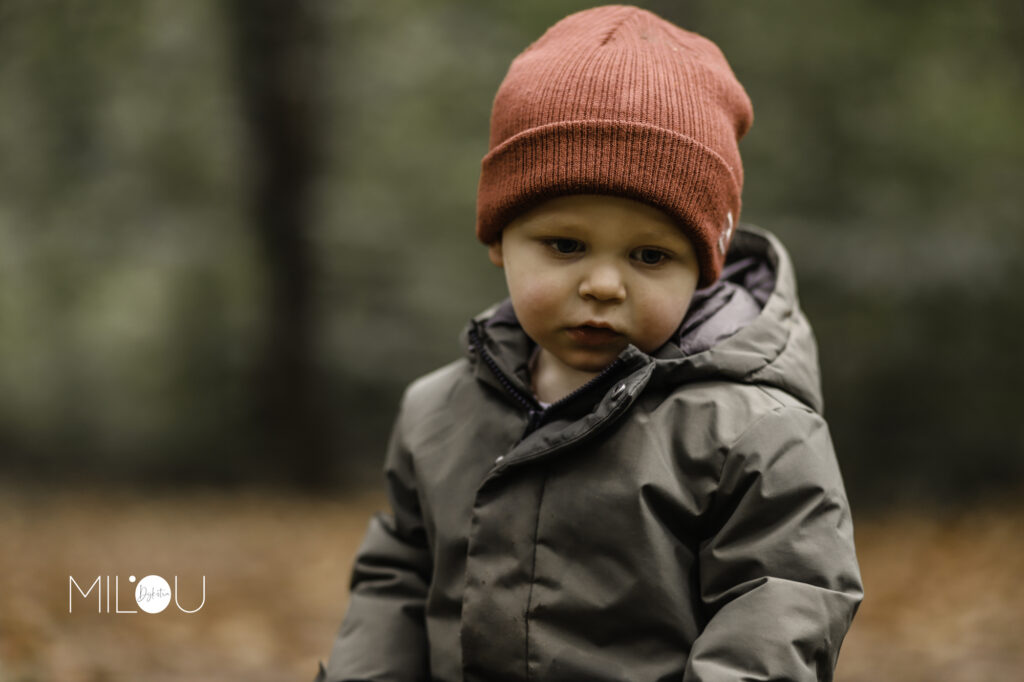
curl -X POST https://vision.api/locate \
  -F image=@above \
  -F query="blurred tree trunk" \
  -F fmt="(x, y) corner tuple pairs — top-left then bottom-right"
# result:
(998, 0), (1024, 72)
(225, 0), (329, 489)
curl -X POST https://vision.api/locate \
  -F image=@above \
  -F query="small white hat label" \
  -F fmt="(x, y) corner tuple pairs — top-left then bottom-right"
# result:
(717, 211), (734, 255)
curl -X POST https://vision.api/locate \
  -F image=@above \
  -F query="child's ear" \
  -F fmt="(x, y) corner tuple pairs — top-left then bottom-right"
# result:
(488, 241), (504, 267)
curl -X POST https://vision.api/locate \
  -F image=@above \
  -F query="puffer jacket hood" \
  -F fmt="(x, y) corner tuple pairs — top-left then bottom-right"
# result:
(320, 224), (862, 682)
(463, 223), (823, 416)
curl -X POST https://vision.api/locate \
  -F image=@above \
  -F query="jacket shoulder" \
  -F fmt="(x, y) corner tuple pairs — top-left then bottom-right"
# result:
(644, 379), (829, 477)
(660, 378), (817, 433)
(398, 358), (474, 426)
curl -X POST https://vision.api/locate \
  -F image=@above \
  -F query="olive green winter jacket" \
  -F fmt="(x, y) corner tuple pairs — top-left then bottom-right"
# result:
(317, 225), (863, 682)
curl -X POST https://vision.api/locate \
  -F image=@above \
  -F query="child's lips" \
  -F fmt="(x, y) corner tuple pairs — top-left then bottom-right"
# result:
(565, 324), (624, 346)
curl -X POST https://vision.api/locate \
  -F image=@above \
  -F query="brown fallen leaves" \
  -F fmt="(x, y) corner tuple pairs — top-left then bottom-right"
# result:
(0, 484), (1021, 682)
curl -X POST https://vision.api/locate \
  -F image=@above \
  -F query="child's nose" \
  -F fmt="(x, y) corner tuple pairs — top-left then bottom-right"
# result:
(579, 263), (626, 302)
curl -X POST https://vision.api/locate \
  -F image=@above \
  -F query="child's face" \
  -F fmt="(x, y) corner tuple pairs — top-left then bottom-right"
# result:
(489, 194), (700, 376)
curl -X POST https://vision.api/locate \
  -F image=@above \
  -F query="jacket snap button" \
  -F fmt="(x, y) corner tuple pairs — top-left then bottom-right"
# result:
(495, 455), (505, 464)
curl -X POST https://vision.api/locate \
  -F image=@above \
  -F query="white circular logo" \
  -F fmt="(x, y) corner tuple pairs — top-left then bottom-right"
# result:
(135, 575), (172, 614)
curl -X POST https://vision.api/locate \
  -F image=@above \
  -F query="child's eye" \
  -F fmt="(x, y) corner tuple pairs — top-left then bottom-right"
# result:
(546, 238), (583, 255)
(634, 248), (669, 265)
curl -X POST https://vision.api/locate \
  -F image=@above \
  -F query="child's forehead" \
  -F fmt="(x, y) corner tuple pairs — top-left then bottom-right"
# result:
(518, 194), (670, 221)
(509, 194), (694, 244)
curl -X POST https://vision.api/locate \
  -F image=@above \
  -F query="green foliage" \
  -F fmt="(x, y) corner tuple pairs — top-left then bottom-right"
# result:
(0, 0), (1021, 503)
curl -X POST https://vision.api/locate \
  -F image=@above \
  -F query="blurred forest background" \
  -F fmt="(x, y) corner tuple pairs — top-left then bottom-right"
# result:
(1, 0), (1023, 680)
(1, 0), (1023, 503)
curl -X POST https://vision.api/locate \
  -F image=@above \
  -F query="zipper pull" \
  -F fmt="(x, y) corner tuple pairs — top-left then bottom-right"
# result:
(518, 408), (544, 442)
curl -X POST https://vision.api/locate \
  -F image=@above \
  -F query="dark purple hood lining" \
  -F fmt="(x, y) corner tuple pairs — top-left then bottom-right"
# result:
(482, 226), (777, 360)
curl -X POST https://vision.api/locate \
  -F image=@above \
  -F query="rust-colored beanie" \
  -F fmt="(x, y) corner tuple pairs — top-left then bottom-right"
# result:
(476, 5), (753, 287)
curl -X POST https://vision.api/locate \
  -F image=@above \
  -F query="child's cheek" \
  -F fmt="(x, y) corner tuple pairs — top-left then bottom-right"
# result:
(635, 294), (690, 352)
(518, 293), (557, 329)
(516, 271), (565, 316)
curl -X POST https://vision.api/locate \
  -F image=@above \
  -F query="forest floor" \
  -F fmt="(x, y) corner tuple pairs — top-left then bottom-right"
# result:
(1, 484), (1022, 682)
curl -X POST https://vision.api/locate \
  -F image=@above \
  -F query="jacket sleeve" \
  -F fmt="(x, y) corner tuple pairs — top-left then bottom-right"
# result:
(316, 392), (432, 682)
(684, 405), (863, 682)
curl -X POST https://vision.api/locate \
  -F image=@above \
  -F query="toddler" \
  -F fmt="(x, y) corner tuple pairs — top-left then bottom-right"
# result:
(317, 6), (862, 681)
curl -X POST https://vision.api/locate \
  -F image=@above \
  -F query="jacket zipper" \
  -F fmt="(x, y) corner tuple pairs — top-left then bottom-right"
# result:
(468, 327), (540, 413)
(469, 325), (627, 442)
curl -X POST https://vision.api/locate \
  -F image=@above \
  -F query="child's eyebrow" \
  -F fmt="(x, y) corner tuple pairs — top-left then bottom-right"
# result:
(629, 228), (691, 246)
(524, 216), (589, 232)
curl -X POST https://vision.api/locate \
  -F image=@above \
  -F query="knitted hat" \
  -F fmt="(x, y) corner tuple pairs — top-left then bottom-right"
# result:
(476, 5), (753, 288)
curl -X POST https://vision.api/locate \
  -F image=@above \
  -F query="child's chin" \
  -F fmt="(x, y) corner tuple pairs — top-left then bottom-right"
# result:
(561, 349), (621, 374)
